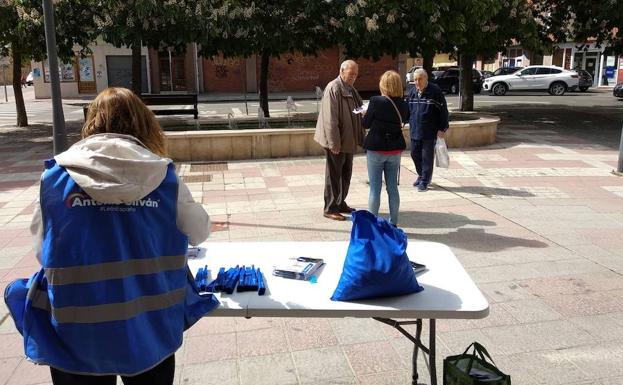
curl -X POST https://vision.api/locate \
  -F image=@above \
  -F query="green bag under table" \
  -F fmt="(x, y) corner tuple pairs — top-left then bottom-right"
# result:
(443, 342), (511, 385)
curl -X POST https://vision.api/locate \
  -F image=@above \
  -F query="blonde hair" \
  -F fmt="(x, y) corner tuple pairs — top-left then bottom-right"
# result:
(379, 70), (403, 98)
(82, 87), (167, 156)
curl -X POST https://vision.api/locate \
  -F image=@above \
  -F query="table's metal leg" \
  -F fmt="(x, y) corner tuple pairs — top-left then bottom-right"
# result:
(413, 319), (423, 385)
(430, 319), (437, 385)
(373, 317), (436, 385)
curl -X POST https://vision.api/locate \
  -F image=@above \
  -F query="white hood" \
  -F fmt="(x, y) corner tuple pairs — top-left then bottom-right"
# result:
(54, 133), (171, 204)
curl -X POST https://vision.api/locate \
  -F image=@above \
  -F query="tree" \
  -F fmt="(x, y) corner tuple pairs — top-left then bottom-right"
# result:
(195, 0), (336, 117)
(0, 0), (96, 126)
(534, 1), (623, 54)
(442, 0), (539, 110)
(337, 0), (539, 111)
(337, 0), (445, 78)
(95, 0), (198, 95)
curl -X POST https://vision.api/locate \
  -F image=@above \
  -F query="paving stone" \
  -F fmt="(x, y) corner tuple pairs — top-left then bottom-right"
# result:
(542, 291), (623, 317)
(555, 341), (623, 379)
(494, 351), (577, 385)
(237, 326), (289, 357)
(5, 358), (51, 385)
(179, 359), (238, 385)
(183, 332), (236, 364)
(478, 281), (536, 303)
(292, 346), (353, 382)
(342, 341), (405, 375)
(357, 371), (413, 385)
(481, 320), (595, 355)
(238, 353), (298, 385)
(284, 318), (338, 351)
(500, 298), (563, 323)
(0, 357), (21, 385)
(329, 318), (386, 345)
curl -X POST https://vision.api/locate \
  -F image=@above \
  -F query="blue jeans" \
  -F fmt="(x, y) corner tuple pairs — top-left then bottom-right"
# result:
(367, 151), (401, 225)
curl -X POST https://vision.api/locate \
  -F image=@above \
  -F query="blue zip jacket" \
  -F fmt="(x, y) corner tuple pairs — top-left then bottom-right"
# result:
(4, 160), (218, 376)
(407, 82), (449, 140)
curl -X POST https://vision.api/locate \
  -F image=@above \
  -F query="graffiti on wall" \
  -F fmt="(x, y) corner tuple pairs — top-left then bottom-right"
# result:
(268, 49), (339, 91)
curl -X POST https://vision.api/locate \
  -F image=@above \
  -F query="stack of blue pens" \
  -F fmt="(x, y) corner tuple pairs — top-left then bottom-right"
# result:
(199, 265), (265, 295)
(195, 265), (210, 292)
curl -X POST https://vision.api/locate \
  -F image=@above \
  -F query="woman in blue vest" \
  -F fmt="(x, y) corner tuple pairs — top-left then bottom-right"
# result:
(4, 87), (219, 385)
(362, 70), (410, 225)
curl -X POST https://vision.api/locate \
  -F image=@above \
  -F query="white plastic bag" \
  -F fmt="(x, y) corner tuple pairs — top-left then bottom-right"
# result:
(435, 138), (450, 168)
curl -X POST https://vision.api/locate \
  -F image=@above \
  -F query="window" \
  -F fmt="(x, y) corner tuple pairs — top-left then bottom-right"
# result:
(549, 68), (562, 74)
(445, 69), (459, 77)
(535, 67), (551, 75)
(520, 68), (537, 76)
(43, 59), (77, 83)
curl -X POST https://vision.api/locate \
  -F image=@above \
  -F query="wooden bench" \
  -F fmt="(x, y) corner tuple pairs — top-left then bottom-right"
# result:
(83, 94), (199, 120)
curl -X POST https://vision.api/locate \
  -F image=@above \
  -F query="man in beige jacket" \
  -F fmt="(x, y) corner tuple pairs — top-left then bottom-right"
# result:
(314, 60), (364, 221)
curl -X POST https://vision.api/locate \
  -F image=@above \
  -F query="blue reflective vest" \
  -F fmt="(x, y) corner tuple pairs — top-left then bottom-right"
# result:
(4, 159), (218, 375)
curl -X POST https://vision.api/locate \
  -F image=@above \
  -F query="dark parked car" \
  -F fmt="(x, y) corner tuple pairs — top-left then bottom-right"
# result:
(491, 67), (522, 77)
(614, 83), (623, 98)
(575, 69), (593, 92)
(480, 70), (494, 79)
(430, 68), (482, 94)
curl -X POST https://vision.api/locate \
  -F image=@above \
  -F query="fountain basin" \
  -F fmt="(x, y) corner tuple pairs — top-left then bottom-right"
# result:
(165, 114), (500, 161)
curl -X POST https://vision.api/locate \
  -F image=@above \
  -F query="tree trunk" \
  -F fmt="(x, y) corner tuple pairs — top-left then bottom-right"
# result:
(12, 48), (28, 127)
(422, 50), (434, 80)
(131, 42), (142, 95)
(259, 51), (270, 118)
(459, 53), (474, 111)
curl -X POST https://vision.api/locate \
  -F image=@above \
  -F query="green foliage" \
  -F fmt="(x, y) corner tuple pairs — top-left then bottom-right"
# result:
(194, 0), (336, 58)
(534, 0), (623, 53)
(96, 0), (198, 52)
(336, 0), (539, 60)
(0, 0), (96, 61)
(335, 0), (447, 59)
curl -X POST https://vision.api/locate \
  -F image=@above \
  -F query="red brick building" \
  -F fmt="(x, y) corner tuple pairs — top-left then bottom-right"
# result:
(201, 47), (399, 94)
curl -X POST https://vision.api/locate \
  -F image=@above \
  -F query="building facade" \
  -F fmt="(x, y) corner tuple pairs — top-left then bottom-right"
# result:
(32, 42), (400, 99)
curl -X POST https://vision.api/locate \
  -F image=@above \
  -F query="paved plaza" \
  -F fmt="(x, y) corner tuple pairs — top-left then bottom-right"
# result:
(1, 114), (623, 384)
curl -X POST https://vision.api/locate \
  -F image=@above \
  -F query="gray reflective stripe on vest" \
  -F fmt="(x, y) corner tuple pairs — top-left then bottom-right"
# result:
(29, 287), (186, 324)
(44, 255), (186, 285)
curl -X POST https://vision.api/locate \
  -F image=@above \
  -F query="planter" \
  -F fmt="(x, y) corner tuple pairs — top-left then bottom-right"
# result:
(165, 114), (500, 162)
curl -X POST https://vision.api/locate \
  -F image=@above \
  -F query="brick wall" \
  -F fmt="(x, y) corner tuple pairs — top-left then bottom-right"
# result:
(263, 48), (340, 92)
(201, 48), (399, 93)
(202, 56), (245, 92)
(354, 55), (399, 92)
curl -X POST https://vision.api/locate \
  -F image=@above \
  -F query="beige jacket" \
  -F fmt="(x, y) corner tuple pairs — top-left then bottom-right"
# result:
(30, 134), (210, 263)
(314, 77), (364, 154)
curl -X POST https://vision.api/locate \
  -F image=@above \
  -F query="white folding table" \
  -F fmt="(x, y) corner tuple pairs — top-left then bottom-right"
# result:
(188, 241), (489, 385)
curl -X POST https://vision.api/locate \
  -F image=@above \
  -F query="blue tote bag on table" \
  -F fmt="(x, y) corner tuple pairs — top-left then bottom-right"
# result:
(331, 210), (423, 301)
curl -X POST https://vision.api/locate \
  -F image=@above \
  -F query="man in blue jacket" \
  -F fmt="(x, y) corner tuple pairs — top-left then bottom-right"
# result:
(407, 68), (449, 192)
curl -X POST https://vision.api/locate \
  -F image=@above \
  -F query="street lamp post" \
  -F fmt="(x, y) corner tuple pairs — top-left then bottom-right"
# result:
(2, 65), (7, 102)
(42, 0), (67, 154)
(617, 122), (623, 174)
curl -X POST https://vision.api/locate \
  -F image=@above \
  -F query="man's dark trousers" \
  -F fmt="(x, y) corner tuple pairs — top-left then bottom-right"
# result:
(324, 149), (353, 213)
(410, 139), (436, 185)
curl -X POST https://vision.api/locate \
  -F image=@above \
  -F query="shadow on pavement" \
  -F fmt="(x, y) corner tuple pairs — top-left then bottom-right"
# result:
(438, 185), (536, 198)
(398, 211), (496, 229)
(406, 227), (549, 252)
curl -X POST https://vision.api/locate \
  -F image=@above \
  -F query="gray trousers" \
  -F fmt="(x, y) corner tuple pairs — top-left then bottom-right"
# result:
(323, 149), (353, 213)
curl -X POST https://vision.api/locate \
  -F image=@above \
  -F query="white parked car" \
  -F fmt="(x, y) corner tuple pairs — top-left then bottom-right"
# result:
(482, 65), (579, 96)
(405, 65), (421, 83)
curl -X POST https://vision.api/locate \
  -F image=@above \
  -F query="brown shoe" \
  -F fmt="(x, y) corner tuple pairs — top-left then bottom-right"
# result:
(323, 212), (346, 221)
(338, 206), (355, 213)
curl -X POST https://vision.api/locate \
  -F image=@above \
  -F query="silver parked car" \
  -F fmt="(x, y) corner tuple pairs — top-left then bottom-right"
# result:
(482, 65), (579, 96)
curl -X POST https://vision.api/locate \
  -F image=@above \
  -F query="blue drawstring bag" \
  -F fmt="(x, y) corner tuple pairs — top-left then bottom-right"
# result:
(331, 210), (423, 301)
